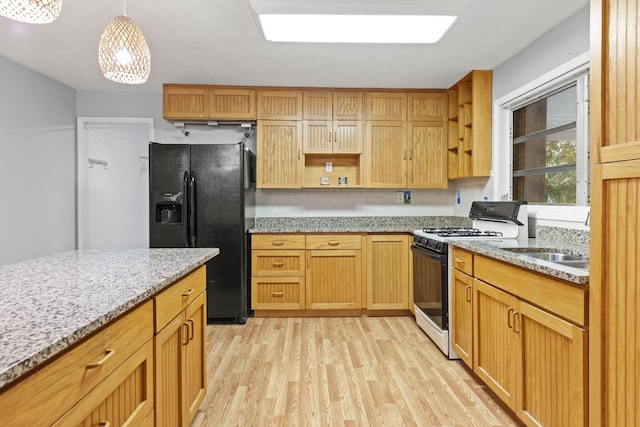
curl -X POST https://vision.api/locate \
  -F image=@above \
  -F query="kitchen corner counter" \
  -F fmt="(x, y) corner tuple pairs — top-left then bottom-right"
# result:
(0, 248), (218, 390)
(449, 238), (589, 285)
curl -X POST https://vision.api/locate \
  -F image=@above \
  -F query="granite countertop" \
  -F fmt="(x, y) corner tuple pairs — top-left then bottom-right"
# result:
(251, 216), (471, 233)
(450, 237), (589, 285)
(0, 248), (219, 390)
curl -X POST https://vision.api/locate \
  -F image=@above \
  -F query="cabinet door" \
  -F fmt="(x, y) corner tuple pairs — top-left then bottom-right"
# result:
(257, 90), (303, 120)
(451, 269), (473, 368)
(473, 279), (517, 409)
(257, 120), (302, 188)
(303, 91), (332, 120)
(163, 85), (209, 120)
(333, 121), (363, 153)
(333, 91), (363, 120)
(251, 276), (305, 310)
(407, 122), (447, 188)
(183, 292), (207, 425)
(366, 235), (409, 310)
(52, 340), (154, 427)
(366, 92), (407, 121)
(517, 301), (587, 427)
(303, 120), (332, 153)
(408, 92), (447, 121)
(306, 249), (362, 309)
(366, 121), (407, 188)
(210, 88), (256, 120)
(155, 311), (185, 427)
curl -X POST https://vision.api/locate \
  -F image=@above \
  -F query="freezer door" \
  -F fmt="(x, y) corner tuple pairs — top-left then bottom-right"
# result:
(149, 144), (190, 247)
(190, 143), (247, 322)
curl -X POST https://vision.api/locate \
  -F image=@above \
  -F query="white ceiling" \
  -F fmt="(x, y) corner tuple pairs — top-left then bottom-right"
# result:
(0, 0), (588, 92)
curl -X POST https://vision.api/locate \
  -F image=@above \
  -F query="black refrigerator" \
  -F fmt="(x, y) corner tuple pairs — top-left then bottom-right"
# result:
(149, 142), (255, 324)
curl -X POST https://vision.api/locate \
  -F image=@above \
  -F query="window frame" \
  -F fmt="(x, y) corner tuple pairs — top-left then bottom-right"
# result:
(493, 52), (590, 222)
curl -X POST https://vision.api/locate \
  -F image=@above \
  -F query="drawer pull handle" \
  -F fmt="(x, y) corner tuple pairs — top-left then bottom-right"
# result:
(272, 291), (284, 297)
(182, 288), (194, 298)
(328, 241), (340, 246)
(100, 422), (111, 427)
(272, 240), (285, 246)
(454, 258), (465, 266)
(86, 349), (115, 369)
(272, 261), (285, 267)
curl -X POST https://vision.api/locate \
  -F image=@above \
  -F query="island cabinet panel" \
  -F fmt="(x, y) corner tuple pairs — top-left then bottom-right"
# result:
(257, 90), (303, 120)
(365, 234), (410, 310)
(366, 92), (407, 121)
(163, 85), (209, 119)
(210, 88), (256, 120)
(0, 300), (154, 427)
(154, 265), (206, 333)
(52, 339), (154, 427)
(257, 120), (303, 188)
(155, 288), (206, 427)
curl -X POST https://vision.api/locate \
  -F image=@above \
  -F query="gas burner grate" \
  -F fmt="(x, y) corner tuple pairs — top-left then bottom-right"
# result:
(422, 227), (504, 238)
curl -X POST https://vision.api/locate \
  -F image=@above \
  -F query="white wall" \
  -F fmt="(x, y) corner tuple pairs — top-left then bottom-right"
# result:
(0, 56), (77, 265)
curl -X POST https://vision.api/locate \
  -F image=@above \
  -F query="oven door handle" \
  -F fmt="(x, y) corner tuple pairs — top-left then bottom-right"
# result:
(411, 244), (446, 260)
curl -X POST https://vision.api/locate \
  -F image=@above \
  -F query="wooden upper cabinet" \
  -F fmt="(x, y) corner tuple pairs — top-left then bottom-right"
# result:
(257, 90), (303, 120)
(408, 122), (448, 188)
(408, 92), (448, 121)
(257, 120), (302, 188)
(163, 85), (210, 120)
(209, 88), (256, 120)
(333, 91), (363, 120)
(366, 121), (407, 187)
(163, 85), (256, 120)
(303, 91), (333, 120)
(366, 92), (407, 121)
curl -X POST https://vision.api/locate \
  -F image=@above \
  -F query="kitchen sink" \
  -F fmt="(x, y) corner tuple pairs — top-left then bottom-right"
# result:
(502, 249), (589, 270)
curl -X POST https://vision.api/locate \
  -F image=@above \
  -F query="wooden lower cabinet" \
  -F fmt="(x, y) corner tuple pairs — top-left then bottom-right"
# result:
(53, 339), (154, 427)
(451, 268), (473, 367)
(306, 248), (362, 309)
(365, 234), (409, 310)
(252, 276), (305, 310)
(155, 290), (207, 427)
(473, 277), (587, 426)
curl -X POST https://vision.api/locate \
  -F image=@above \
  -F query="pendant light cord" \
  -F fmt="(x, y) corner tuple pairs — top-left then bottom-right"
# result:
(123, 0), (127, 17)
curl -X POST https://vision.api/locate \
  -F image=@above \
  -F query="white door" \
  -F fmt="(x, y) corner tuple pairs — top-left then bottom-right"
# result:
(77, 118), (153, 249)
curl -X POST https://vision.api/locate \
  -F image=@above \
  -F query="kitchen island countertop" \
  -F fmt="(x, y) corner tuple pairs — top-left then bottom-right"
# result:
(0, 248), (219, 390)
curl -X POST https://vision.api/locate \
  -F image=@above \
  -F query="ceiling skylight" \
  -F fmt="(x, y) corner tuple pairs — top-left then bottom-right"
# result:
(258, 14), (457, 43)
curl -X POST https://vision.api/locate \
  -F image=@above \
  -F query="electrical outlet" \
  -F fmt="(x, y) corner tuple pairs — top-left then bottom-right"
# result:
(396, 191), (404, 203)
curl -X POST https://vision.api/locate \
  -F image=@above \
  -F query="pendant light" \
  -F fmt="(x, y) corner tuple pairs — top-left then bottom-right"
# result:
(0, 0), (61, 24)
(98, 0), (150, 85)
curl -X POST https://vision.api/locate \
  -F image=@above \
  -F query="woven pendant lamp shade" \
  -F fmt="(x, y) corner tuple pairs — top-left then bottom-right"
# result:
(98, 15), (150, 84)
(0, 0), (61, 24)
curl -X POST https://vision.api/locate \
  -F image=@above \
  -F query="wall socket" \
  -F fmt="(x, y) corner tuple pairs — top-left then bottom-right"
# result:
(396, 191), (404, 203)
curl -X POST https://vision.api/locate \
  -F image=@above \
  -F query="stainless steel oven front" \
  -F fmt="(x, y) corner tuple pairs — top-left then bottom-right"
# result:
(410, 241), (451, 357)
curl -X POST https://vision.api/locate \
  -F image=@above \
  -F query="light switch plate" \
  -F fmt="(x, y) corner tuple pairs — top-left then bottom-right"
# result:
(326, 162), (332, 172)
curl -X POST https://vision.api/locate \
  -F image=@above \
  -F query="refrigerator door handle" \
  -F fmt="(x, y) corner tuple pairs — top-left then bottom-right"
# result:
(189, 171), (197, 247)
(183, 171), (190, 247)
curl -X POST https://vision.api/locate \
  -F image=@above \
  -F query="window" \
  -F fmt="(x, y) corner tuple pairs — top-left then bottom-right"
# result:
(512, 83), (581, 203)
(505, 69), (589, 206)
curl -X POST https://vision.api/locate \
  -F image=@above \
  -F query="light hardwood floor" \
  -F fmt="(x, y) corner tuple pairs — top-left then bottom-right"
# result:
(193, 316), (522, 427)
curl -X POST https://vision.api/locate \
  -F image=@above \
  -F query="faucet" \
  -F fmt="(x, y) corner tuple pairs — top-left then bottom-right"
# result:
(585, 211), (590, 226)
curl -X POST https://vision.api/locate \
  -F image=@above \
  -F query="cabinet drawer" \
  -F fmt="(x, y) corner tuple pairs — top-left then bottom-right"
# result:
(251, 277), (305, 309)
(452, 248), (473, 275)
(252, 234), (306, 249)
(52, 338), (154, 427)
(252, 250), (305, 276)
(154, 265), (206, 332)
(306, 234), (362, 250)
(0, 300), (154, 427)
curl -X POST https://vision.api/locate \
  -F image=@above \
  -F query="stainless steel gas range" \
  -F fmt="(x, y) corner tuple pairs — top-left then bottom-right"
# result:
(411, 201), (529, 359)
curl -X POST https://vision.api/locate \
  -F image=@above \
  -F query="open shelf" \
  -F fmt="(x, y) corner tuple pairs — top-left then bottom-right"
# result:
(303, 154), (363, 188)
